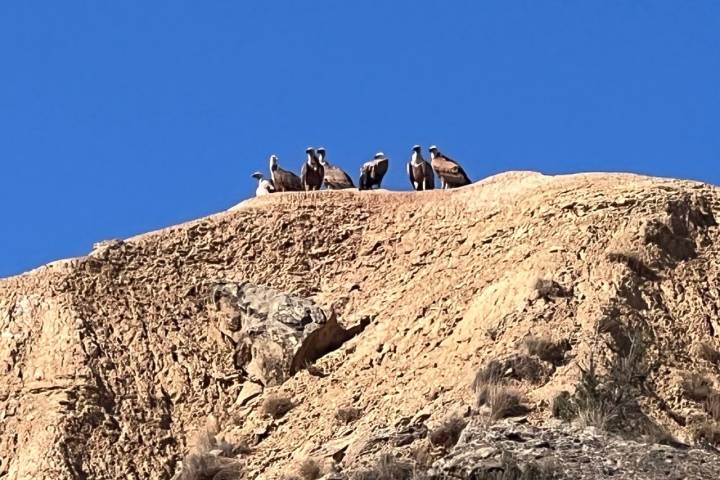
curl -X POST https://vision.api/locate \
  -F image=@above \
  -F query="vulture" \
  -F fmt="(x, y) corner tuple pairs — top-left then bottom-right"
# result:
(359, 152), (389, 190)
(429, 145), (471, 188)
(269, 155), (303, 192)
(317, 147), (354, 189)
(300, 147), (324, 191)
(251, 171), (275, 196)
(406, 145), (435, 191)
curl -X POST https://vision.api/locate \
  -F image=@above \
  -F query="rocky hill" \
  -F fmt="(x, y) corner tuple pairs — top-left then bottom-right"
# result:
(2, 171), (720, 479)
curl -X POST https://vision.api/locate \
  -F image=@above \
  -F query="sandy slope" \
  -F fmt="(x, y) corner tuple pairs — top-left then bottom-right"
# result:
(1, 171), (720, 479)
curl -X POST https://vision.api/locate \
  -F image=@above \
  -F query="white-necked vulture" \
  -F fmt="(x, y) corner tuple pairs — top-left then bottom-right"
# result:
(300, 147), (324, 191)
(406, 145), (435, 191)
(359, 152), (389, 190)
(269, 155), (303, 192)
(317, 147), (354, 189)
(251, 171), (275, 196)
(429, 145), (471, 189)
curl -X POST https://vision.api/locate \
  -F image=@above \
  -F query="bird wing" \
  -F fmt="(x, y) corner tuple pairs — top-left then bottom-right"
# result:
(325, 166), (354, 188)
(432, 155), (471, 186)
(276, 168), (303, 191)
(423, 161), (436, 189)
(406, 161), (414, 187)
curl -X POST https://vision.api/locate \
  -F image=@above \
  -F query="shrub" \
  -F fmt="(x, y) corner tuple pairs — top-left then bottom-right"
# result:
(179, 421), (243, 480)
(692, 422), (720, 447)
(335, 406), (363, 425)
(299, 458), (322, 480)
(350, 454), (415, 480)
(551, 391), (574, 421)
(485, 385), (529, 420)
(470, 453), (561, 480)
(262, 394), (294, 419)
(682, 373), (713, 402)
(429, 415), (467, 449)
(523, 336), (571, 365)
(705, 393), (720, 421)
(473, 355), (548, 388)
(698, 342), (720, 365)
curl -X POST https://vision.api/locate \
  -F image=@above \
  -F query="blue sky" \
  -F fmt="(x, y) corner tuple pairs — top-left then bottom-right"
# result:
(1, 1), (719, 277)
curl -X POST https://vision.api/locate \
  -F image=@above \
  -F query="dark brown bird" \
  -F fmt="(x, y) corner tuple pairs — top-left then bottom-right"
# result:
(300, 147), (324, 191)
(359, 152), (389, 190)
(269, 155), (303, 192)
(429, 145), (471, 189)
(406, 145), (435, 191)
(317, 147), (354, 189)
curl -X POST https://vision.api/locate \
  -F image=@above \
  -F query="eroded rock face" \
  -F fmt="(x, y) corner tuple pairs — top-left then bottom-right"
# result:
(211, 282), (366, 387)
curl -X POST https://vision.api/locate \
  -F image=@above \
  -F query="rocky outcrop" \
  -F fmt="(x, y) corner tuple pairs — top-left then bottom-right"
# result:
(211, 282), (368, 387)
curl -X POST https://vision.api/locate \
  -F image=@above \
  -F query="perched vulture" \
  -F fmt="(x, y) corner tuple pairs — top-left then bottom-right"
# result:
(428, 145), (471, 188)
(406, 145), (435, 191)
(358, 152), (389, 190)
(269, 155), (303, 192)
(300, 147), (324, 191)
(251, 171), (275, 196)
(317, 147), (354, 189)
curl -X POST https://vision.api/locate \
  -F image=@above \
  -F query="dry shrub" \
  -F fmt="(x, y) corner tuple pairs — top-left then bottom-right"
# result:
(482, 385), (529, 420)
(523, 336), (571, 365)
(692, 422), (720, 447)
(179, 421), (243, 480)
(473, 354), (548, 387)
(705, 393), (720, 421)
(429, 415), (467, 449)
(551, 391), (574, 421)
(682, 373), (713, 402)
(698, 342), (720, 365)
(262, 393), (294, 419)
(472, 452), (561, 480)
(335, 406), (363, 425)
(350, 454), (415, 480)
(533, 278), (569, 299)
(298, 458), (322, 480)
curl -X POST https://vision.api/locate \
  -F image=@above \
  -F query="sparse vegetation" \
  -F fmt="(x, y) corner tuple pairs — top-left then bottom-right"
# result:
(472, 452), (561, 480)
(262, 393), (294, 419)
(552, 325), (650, 433)
(335, 406), (363, 425)
(533, 278), (569, 299)
(473, 354), (548, 387)
(682, 373), (713, 402)
(705, 393), (720, 421)
(298, 457), (322, 480)
(179, 421), (243, 480)
(523, 336), (571, 365)
(350, 454), (415, 480)
(429, 415), (467, 449)
(698, 341), (720, 365)
(691, 422), (720, 447)
(476, 383), (529, 420)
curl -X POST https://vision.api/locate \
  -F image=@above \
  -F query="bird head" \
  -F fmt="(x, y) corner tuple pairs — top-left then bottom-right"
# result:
(251, 171), (264, 180)
(316, 147), (327, 164)
(269, 155), (279, 170)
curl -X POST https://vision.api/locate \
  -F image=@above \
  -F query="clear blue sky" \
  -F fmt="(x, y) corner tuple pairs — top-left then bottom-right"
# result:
(1, 1), (719, 278)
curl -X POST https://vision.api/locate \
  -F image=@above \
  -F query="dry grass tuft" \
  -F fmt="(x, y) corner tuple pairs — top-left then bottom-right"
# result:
(350, 454), (415, 480)
(483, 385), (530, 420)
(179, 420), (243, 480)
(262, 393), (294, 419)
(335, 406), (363, 425)
(682, 373), (713, 402)
(692, 422), (720, 447)
(472, 452), (561, 480)
(705, 393), (720, 421)
(698, 342), (720, 365)
(429, 415), (467, 449)
(473, 354), (548, 387)
(551, 391), (575, 421)
(298, 458), (322, 480)
(523, 336), (571, 365)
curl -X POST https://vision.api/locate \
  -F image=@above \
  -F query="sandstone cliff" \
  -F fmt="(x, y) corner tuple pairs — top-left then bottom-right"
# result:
(2, 171), (720, 479)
